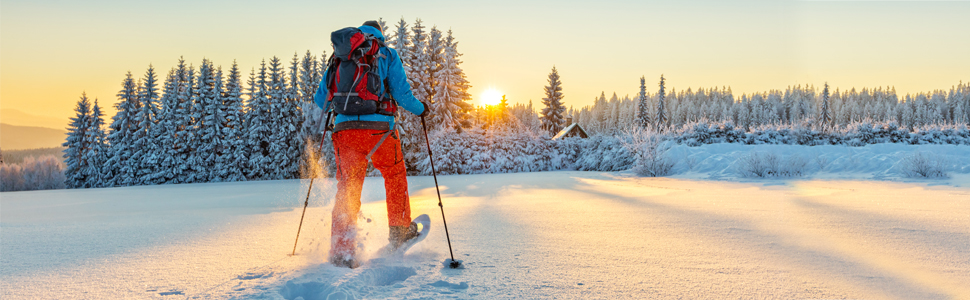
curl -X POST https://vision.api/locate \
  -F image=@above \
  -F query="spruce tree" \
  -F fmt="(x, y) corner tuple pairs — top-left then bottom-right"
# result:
(106, 72), (141, 187)
(397, 19), (432, 174)
(407, 18), (431, 104)
(540, 66), (565, 134)
(431, 29), (472, 128)
(191, 59), (223, 183)
(84, 99), (109, 188)
(63, 93), (91, 188)
(427, 26), (445, 102)
(150, 68), (178, 184)
(820, 82), (831, 128)
(656, 74), (668, 130)
(246, 63), (272, 180)
(131, 65), (159, 185)
(298, 50), (320, 104)
(390, 18), (411, 58)
(273, 54), (305, 180)
(300, 50), (325, 140)
(171, 64), (196, 183)
(636, 76), (650, 128)
(210, 66), (229, 182)
(265, 56), (292, 179)
(222, 61), (248, 182)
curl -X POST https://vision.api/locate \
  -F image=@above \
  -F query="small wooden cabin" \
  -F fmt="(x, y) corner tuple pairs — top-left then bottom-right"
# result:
(552, 118), (589, 140)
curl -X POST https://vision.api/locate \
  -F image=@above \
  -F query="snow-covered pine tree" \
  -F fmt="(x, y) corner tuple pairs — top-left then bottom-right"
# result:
(396, 19), (433, 174)
(820, 82), (831, 128)
(390, 18), (411, 60)
(272, 54), (305, 180)
(185, 59), (221, 183)
(148, 69), (176, 184)
(84, 99), (109, 188)
(378, 18), (388, 36)
(431, 29), (472, 129)
(608, 93), (620, 134)
(221, 61), (247, 182)
(211, 66), (230, 182)
(246, 62), (273, 180)
(407, 19), (432, 104)
(105, 72), (141, 187)
(149, 64), (179, 184)
(171, 64), (196, 183)
(636, 76), (650, 128)
(263, 56), (298, 179)
(426, 26), (445, 105)
(63, 93), (91, 188)
(540, 66), (565, 135)
(154, 61), (190, 184)
(656, 74), (668, 130)
(298, 51), (324, 139)
(130, 65), (160, 186)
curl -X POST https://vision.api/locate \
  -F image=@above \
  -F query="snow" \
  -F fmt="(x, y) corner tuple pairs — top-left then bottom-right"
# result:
(3, 147), (970, 298)
(665, 143), (970, 180)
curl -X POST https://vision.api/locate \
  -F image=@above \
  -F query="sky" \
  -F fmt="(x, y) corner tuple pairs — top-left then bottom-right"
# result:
(1, 0), (968, 127)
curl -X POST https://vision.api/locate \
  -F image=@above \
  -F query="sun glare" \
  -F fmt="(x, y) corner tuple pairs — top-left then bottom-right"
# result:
(480, 88), (503, 106)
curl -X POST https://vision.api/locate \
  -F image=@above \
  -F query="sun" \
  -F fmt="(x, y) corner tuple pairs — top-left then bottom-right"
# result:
(480, 88), (503, 106)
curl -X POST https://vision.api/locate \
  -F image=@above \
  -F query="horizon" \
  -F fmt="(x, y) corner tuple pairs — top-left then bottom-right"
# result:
(1, 0), (968, 126)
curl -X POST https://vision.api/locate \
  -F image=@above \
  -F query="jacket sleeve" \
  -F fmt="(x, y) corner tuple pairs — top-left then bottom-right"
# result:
(314, 70), (330, 110)
(385, 49), (426, 116)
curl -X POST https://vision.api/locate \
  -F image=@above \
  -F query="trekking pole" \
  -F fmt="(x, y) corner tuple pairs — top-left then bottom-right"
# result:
(291, 109), (334, 256)
(420, 115), (462, 269)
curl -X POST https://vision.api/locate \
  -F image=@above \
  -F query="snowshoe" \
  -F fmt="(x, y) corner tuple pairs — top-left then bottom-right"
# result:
(377, 214), (430, 256)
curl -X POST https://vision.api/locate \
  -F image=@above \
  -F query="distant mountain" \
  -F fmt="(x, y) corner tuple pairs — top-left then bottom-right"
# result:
(1, 123), (67, 150)
(0, 108), (69, 130)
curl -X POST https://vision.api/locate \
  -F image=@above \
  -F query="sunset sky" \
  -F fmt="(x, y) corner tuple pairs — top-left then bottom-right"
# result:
(1, 0), (968, 127)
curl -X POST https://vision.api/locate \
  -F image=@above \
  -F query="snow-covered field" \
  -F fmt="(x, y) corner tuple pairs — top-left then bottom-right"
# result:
(2, 144), (969, 299)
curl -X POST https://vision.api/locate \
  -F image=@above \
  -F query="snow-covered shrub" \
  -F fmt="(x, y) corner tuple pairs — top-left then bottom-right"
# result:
(735, 152), (807, 178)
(674, 121), (744, 146)
(909, 124), (970, 146)
(667, 120), (968, 147)
(571, 135), (634, 172)
(898, 152), (949, 178)
(1, 163), (26, 191)
(1, 155), (66, 191)
(622, 128), (675, 177)
(736, 152), (779, 178)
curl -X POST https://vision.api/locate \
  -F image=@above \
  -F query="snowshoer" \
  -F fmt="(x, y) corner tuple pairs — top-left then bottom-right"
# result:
(314, 20), (430, 268)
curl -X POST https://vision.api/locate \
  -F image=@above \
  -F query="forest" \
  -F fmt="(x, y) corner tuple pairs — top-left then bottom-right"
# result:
(2, 17), (968, 192)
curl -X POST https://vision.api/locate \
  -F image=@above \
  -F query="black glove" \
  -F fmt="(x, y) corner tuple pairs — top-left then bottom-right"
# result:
(420, 102), (432, 118)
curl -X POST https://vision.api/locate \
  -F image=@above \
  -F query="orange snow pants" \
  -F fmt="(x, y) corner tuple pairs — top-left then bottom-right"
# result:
(330, 128), (412, 260)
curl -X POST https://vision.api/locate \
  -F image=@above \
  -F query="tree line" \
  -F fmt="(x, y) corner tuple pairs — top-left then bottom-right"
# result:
(62, 18), (474, 189)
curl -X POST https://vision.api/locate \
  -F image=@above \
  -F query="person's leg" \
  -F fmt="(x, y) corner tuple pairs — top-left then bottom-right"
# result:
(330, 130), (368, 264)
(370, 131), (411, 227)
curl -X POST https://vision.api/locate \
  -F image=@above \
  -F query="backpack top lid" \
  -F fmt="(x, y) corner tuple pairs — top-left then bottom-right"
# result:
(331, 27), (376, 59)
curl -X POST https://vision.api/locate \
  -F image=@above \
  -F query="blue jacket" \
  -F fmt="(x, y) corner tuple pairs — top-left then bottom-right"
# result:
(314, 25), (424, 130)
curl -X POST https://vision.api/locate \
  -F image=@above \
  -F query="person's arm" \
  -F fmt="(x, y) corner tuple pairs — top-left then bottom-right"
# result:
(314, 70), (330, 110)
(385, 49), (426, 116)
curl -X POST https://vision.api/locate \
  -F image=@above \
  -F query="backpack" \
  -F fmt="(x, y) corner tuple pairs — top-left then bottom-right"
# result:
(324, 27), (398, 116)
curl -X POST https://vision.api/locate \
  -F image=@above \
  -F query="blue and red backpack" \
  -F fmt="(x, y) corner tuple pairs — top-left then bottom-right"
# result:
(324, 27), (397, 116)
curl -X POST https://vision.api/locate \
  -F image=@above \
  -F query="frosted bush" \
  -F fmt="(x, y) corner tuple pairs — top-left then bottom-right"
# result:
(899, 152), (948, 178)
(736, 152), (807, 178)
(622, 128), (675, 177)
(0, 155), (65, 191)
(1, 163), (26, 191)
